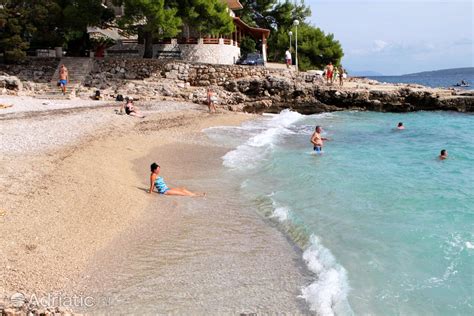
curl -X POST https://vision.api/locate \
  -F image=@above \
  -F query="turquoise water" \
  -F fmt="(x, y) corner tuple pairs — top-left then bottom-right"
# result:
(206, 110), (474, 315)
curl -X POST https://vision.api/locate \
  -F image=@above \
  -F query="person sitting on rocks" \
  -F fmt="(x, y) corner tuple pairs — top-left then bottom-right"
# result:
(119, 97), (145, 118)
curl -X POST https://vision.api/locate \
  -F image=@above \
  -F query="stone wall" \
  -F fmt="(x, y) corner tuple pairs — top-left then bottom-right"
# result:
(86, 58), (290, 89)
(153, 41), (241, 65)
(0, 58), (59, 83)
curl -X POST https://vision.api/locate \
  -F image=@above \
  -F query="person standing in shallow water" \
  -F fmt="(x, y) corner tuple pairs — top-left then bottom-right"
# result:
(148, 162), (205, 196)
(311, 126), (329, 154)
(439, 149), (448, 160)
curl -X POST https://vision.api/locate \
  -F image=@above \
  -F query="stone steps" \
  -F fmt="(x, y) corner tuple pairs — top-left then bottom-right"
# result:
(50, 57), (92, 86)
(46, 57), (93, 99)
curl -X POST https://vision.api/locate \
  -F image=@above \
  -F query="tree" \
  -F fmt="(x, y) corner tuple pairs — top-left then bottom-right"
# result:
(50, 0), (115, 55)
(240, 36), (257, 58)
(172, 0), (234, 38)
(113, 0), (182, 58)
(0, 0), (115, 62)
(286, 24), (343, 71)
(236, 0), (344, 70)
(0, 0), (37, 63)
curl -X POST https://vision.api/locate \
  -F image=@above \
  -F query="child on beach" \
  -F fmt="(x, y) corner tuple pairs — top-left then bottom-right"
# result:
(148, 162), (205, 196)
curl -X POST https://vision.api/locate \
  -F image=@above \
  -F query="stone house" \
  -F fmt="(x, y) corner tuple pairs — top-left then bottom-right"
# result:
(92, 0), (270, 65)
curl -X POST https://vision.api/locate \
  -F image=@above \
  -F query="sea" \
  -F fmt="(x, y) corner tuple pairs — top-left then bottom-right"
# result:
(367, 71), (474, 90)
(205, 110), (474, 315)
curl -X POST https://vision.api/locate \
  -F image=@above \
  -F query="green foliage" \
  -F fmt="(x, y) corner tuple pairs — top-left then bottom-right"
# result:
(240, 36), (257, 57)
(172, 0), (234, 36)
(237, 0), (310, 30)
(237, 0), (344, 70)
(237, 0), (275, 27)
(269, 24), (343, 71)
(0, 0), (36, 63)
(0, 0), (114, 62)
(296, 25), (343, 71)
(114, 0), (182, 58)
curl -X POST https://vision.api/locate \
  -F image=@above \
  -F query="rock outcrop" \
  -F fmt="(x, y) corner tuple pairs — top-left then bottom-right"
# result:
(218, 76), (474, 113)
(1, 57), (472, 113)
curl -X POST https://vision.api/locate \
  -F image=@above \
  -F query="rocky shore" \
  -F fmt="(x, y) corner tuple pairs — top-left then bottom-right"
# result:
(1, 58), (473, 115)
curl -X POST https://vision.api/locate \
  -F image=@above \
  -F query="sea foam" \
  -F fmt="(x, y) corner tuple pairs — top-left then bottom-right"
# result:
(269, 197), (352, 315)
(222, 110), (302, 169)
(300, 235), (353, 316)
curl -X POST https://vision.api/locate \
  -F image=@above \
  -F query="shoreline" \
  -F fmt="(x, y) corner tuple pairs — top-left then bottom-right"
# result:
(74, 138), (311, 314)
(0, 96), (312, 314)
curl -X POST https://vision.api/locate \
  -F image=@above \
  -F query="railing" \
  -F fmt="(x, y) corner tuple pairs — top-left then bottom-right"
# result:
(177, 37), (198, 44)
(157, 38), (172, 44)
(157, 37), (236, 45)
(203, 38), (219, 44)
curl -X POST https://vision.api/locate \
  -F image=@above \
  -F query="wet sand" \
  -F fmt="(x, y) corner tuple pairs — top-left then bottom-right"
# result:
(0, 98), (311, 314)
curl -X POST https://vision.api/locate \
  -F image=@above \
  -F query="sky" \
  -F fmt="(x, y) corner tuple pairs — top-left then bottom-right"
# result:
(305, 0), (474, 75)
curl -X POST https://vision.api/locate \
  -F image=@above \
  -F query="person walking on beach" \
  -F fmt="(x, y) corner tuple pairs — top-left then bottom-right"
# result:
(439, 149), (448, 160)
(338, 65), (345, 86)
(311, 125), (329, 154)
(207, 88), (217, 113)
(149, 162), (205, 196)
(58, 64), (68, 95)
(285, 49), (292, 69)
(325, 62), (334, 84)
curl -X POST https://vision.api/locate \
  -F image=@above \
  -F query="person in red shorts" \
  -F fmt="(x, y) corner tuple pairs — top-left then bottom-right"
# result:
(325, 62), (334, 84)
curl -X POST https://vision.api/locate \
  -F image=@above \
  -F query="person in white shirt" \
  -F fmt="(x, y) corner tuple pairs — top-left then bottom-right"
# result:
(285, 49), (292, 68)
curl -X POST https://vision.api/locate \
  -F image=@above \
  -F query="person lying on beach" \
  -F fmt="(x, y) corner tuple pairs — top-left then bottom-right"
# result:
(397, 122), (405, 130)
(119, 98), (145, 118)
(439, 149), (448, 160)
(148, 162), (205, 196)
(310, 125), (329, 154)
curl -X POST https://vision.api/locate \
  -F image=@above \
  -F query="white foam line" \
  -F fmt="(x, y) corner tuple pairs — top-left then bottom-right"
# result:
(270, 198), (353, 316)
(300, 235), (353, 316)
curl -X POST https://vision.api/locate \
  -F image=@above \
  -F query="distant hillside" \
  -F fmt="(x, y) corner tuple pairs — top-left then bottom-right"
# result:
(402, 67), (474, 77)
(349, 70), (384, 76)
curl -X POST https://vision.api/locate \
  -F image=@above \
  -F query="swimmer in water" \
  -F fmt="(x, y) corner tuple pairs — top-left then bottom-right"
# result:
(310, 125), (329, 154)
(439, 149), (448, 160)
(397, 122), (405, 130)
(148, 162), (205, 196)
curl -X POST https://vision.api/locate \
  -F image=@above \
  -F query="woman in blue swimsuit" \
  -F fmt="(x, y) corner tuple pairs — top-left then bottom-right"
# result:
(148, 162), (204, 196)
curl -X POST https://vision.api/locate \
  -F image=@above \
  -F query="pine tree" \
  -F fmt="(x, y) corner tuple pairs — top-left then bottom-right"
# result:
(172, 0), (234, 38)
(113, 0), (182, 58)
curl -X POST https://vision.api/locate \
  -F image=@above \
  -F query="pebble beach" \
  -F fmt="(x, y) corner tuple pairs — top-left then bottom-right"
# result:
(0, 96), (311, 314)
